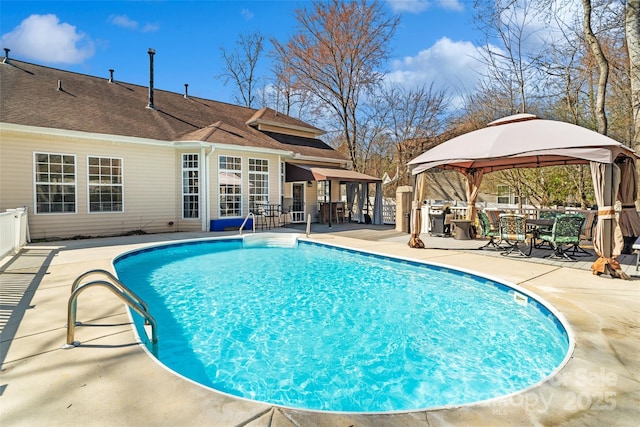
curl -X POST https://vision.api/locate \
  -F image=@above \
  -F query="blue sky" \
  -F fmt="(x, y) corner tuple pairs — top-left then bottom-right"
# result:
(1, 1), (485, 104)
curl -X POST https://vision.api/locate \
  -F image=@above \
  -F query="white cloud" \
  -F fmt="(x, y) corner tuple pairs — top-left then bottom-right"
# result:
(108, 14), (138, 29)
(241, 8), (255, 20)
(386, 0), (463, 13)
(386, 37), (489, 106)
(108, 14), (159, 33)
(434, 0), (464, 12)
(141, 23), (160, 33)
(0, 14), (95, 64)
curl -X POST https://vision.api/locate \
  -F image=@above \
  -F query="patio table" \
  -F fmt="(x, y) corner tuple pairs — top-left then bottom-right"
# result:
(527, 218), (555, 250)
(257, 203), (281, 229)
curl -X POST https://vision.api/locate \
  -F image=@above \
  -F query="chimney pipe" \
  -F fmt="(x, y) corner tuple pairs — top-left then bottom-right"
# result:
(108, 69), (114, 83)
(57, 80), (63, 91)
(147, 48), (156, 109)
(2, 48), (10, 64)
(184, 83), (189, 98)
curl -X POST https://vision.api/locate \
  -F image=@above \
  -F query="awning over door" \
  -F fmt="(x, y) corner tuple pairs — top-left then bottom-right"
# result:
(285, 163), (381, 182)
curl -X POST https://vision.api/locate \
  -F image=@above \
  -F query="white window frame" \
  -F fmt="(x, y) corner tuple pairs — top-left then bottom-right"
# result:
(218, 155), (242, 217)
(497, 184), (511, 204)
(87, 156), (124, 213)
(317, 180), (329, 204)
(249, 158), (269, 207)
(33, 152), (77, 214)
(182, 153), (199, 219)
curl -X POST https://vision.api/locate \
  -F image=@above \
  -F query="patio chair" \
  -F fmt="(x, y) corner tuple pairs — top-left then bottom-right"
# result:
(538, 214), (585, 261)
(565, 211), (596, 256)
(485, 209), (504, 231)
(538, 209), (564, 220)
(477, 210), (502, 250)
(499, 214), (532, 257)
(280, 198), (293, 227)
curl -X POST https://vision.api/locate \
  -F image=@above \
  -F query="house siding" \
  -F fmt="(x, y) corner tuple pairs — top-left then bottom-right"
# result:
(0, 128), (178, 240)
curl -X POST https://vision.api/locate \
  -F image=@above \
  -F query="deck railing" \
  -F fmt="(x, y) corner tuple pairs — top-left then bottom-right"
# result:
(0, 208), (29, 259)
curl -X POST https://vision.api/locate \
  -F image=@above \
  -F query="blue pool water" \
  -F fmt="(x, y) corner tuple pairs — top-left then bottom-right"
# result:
(114, 236), (571, 413)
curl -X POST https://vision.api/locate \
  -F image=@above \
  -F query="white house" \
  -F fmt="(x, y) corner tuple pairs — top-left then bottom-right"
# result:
(0, 52), (381, 240)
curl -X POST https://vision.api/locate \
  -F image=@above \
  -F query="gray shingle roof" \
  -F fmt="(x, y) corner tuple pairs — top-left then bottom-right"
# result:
(0, 59), (345, 161)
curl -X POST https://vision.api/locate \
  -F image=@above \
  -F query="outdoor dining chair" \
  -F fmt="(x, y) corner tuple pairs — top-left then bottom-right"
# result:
(477, 210), (502, 250)
(566, 211), (596, 256)
(499, 214), (532, 257)
(538, 214), (586, 261)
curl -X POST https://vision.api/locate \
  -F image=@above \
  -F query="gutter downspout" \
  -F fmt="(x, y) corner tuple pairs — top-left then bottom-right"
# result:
(278, 155), (282, 204)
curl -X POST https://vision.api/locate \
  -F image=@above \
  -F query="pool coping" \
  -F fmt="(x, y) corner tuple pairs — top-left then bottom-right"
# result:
(1, 230), (639, 426)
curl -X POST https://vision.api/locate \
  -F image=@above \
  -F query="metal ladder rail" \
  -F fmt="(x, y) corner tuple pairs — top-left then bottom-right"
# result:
(239, 212), (256, 236)
(71, 269), (150, 315)
(63, 280), (158, 352)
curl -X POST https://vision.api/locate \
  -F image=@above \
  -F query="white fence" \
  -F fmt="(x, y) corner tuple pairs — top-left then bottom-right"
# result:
(382, 201), (396, 224)
(0, 208), (30, 259)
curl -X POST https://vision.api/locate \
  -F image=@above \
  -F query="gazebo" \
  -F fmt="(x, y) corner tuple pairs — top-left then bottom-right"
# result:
(407, 114), (640, 279)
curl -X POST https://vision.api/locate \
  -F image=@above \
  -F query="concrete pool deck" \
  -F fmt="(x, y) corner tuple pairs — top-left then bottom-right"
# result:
(1, 228), (638, 426)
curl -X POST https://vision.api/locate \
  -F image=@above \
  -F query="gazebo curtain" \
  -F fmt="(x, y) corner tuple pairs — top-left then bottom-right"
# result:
(590, 162), (627, 278)
(465, 169), (484, 221)
(373, 182), (384, 225)
(408, 172), (427, 248)
(616, 158), (640, 237)
(346, 183), (358, 222)
(357, 183), (366, 223)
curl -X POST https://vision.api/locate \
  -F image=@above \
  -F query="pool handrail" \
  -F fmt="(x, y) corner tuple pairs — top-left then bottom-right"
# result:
(239, 212), (256, 236)
(64, 274), (158, 355)
(71, 269), (150, 315)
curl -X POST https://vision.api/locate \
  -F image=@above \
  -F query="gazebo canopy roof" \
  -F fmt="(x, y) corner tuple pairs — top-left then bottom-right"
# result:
(409, 114), (637, 175)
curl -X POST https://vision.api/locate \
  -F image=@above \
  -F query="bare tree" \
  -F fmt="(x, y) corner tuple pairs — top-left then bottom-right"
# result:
(219, 32), (264, 108)
(581, 0), (609, 134)
(268, 60), (317, 122)
(364, 83), (448, 185)
(474, 0), (548, 114)
(627, 0), (640, 148)
(271, 0), (399, 171)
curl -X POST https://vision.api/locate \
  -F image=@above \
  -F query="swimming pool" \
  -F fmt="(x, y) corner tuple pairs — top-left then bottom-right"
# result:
(114, 234), (573, 413)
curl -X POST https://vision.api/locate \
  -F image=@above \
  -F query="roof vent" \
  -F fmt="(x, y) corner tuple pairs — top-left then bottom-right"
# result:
(3, 48), (10, 64)
(108, 69), (114, 83)
(57, 80), (63, 91)
(146, 48), (156, 110)
(184, 83), (189, 99)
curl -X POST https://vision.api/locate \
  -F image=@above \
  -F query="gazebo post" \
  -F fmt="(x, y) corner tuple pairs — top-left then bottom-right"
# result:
(602, 163), (613, 257)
